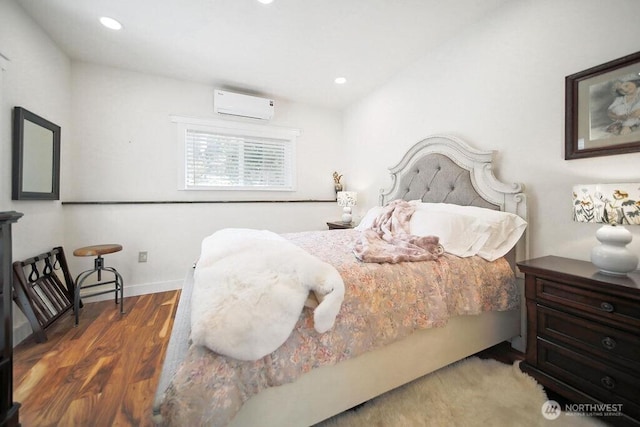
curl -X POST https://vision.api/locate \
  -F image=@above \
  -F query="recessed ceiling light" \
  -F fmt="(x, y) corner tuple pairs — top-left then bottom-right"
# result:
(99, 16), (123, 30)
(334, 77), (347, 85)
(257, 0), (274, 4)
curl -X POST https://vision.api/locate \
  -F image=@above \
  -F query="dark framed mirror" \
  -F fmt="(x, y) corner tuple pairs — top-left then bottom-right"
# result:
(12, 107), (61, 200)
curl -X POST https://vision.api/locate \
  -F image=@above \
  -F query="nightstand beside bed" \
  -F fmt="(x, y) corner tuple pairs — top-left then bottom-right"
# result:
(517, 256), (640, 426)
(326, 221), (354, 230)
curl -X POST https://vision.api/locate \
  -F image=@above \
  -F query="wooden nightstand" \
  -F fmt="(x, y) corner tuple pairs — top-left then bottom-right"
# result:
(517, 256), (640, 425)
(326, 221), (354, 230)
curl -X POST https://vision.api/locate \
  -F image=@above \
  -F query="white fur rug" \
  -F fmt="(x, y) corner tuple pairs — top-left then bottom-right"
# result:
(317, 357), (606, 427)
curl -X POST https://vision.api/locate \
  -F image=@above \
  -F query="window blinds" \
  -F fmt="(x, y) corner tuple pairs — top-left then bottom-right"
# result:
(185, 129), (294, 190)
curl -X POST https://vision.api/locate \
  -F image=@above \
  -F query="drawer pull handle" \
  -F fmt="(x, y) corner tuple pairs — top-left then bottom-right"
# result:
(601, 376), (616, 390)
(599, 302), (614, 313)
(601, 337), (617, 350)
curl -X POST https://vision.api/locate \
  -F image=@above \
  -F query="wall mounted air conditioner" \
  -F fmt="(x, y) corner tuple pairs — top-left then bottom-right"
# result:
(214, 90), (274, 120)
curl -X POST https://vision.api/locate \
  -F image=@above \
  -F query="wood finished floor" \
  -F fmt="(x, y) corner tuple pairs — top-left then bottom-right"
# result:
(12, 290), (523, 427)
(13, 290), (180, 427)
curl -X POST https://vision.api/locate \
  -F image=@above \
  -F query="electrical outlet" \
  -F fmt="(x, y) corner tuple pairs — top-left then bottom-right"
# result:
(138, 251), (148, 263)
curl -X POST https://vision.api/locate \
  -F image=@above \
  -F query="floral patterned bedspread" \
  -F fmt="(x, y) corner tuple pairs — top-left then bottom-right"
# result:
(157, 230), (519, 426)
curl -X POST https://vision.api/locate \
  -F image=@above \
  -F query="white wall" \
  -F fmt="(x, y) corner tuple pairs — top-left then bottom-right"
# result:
(0, 0), (71, 344)
(343, 0), (640, 264)
(0, 0), (70, 259)
(64, 63), (345, 296)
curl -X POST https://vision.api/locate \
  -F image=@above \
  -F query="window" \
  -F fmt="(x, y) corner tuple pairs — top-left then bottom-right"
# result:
(173, 116), (299, 191)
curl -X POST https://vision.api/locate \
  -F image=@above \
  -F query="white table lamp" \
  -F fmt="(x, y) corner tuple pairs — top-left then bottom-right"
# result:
(337, 191), (357, 224)
(573, 183), (640, 276)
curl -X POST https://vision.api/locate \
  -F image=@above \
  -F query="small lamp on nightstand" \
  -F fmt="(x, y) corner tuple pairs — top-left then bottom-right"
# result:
(337, 191), (357, 224)
(573, 183), (640, 276)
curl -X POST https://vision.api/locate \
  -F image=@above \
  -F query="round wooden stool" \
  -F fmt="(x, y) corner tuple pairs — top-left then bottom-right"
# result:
(73, 244), (124, 326)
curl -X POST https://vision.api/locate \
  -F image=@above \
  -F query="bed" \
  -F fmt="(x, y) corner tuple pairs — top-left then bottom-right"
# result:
(152, 134), (529, 426)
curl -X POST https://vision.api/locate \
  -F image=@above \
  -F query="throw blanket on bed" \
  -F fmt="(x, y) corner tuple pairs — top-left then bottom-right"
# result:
(191, 228), (345, 361)
(354, 199), (444, 263)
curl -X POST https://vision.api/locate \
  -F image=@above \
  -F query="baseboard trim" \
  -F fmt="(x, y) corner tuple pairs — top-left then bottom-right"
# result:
(13, 320), (32, 347)
(82, 278), (183, 303)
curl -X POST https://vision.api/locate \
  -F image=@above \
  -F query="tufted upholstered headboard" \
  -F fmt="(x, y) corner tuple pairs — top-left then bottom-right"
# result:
(379, 135), (528, 265)
(384, 152), (499, 210)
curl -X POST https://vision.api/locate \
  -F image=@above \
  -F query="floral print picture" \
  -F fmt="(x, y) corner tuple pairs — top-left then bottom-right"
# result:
(589, 73), (640, 141)
(566, 51), (640, 159)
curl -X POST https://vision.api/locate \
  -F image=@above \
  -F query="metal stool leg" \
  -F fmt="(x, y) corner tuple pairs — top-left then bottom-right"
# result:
(74, 269), (96, 326)
(104, 267), (125, 314)
(73, 259), (125, 325)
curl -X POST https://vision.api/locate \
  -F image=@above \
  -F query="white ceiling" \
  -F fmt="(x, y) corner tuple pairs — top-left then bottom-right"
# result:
(16, 0), (509, 110)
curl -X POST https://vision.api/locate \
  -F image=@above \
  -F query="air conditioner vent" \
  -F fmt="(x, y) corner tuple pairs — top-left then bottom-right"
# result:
(214, 90), (274, 120)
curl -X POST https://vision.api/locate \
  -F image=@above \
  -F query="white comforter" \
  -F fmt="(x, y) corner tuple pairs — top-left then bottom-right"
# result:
(191, 228), (345, 361)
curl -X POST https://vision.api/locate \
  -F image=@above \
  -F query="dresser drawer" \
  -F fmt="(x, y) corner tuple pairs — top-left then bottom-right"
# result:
(535, 278), (640, 330)
(537, 338), (640, 418)
(538, 305), (640, 374)
(519, 257), (640, 424)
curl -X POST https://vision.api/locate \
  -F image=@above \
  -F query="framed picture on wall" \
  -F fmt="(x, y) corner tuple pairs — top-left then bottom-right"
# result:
(565, 51), (640, 160)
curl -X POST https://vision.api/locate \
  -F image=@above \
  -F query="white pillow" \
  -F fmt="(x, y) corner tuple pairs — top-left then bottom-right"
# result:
(354, 206), (385, 231)
(409, 203), (527, 261)
(410, 210), (490, 257)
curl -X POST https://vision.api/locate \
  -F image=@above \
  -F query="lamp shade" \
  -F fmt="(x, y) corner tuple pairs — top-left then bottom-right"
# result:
(572, 183), (640, 225)
(572, 183), (640, 276)
(337, 191), (357, 207)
